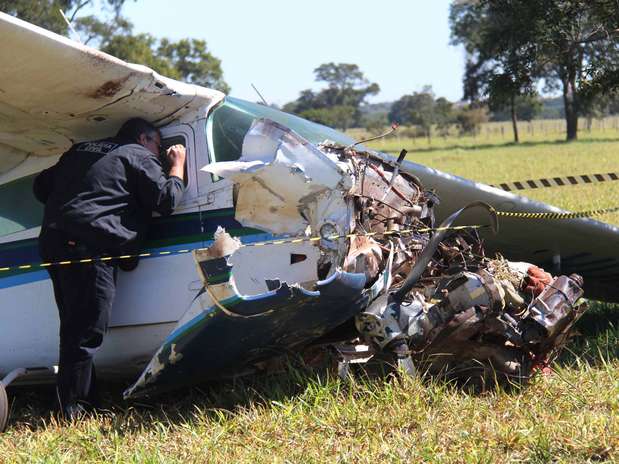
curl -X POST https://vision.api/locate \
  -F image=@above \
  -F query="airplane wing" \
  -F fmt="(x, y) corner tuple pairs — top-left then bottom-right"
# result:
(0, 11), (224, 183)
(396, 158), (619, 303)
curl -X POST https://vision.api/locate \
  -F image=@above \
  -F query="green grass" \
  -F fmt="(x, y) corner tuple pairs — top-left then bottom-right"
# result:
(2, 124), (618, 463)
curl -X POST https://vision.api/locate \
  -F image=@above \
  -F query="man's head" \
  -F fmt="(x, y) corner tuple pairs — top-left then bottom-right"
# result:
(117, 118), (161, 155)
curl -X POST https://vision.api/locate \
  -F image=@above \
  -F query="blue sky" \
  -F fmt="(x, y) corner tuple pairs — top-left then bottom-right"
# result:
(120, 0), (465, 106)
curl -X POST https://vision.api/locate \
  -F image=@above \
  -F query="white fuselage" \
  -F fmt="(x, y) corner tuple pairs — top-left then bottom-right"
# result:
(0, 109), (236, 381)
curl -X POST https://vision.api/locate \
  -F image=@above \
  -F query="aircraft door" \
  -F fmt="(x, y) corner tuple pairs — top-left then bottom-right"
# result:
(192, 116), (235, 245)
(193, 117), (234, 213)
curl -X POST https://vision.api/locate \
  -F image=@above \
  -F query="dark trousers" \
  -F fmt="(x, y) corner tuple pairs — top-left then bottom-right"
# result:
(39, 228), (117, 412)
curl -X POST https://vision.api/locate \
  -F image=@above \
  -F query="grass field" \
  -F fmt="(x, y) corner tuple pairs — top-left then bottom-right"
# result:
(2, 125), (618, 463)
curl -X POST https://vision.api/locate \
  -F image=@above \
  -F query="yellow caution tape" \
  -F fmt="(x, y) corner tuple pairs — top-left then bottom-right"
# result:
(1, 205), (617, 273)
(494, 206), (619, 220)
(0, 224), (486, 272)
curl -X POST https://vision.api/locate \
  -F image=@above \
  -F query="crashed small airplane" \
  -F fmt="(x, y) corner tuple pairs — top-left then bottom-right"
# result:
(1, 12), (618, 431)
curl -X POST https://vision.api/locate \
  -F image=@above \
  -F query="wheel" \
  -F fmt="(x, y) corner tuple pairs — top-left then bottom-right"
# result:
(0, 382), (8, 432)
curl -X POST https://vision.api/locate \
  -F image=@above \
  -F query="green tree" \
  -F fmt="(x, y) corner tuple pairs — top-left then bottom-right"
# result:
(450, 1), (537, 143)
(0, 0), (127, 35)
(2, 0), (229, 93)
(284, 63), (380, 130)
(450, 0), (619, 142)
(0, 0), (74, 33)
(157, 39), (227, 90)
(363, 113), (389, 136)
(300, 106), (357, 131)
(514, 94), (542, 122)
(489, 94), (542, 122)
(580, 91), (619, 130)
(102, 35), (229, 92)
(388, 87), (453, 142)
(608, 94), (619, 115)
(313, 63), (380, 108)
(387, 95), (418, 126)
(406, 91), (436, 142)
(435, 97), (455, 138)
(456, 104), (489, 136)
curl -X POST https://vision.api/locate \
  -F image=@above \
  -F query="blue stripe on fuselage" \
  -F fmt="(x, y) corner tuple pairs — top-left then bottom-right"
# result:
(0, 269), (49, 289)
(0, 232), (276, 290)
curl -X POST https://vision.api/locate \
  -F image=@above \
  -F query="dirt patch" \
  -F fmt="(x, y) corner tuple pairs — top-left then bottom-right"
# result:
(89, 75), (131, 99)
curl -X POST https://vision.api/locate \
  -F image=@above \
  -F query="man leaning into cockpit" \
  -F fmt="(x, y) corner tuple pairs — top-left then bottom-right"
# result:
(33, 118), (185, 420)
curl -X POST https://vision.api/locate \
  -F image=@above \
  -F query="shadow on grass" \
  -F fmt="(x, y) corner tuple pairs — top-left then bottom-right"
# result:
(5, 356), (342, 434)
(556, 301), (619, 367)
(6, 302), (617, 433)
(381, 136), (619, 155)
(6, 351), (416, 434)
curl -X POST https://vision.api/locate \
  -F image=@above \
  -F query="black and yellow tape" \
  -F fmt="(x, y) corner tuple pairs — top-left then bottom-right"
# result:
(2, 204), (618, 273)
(0, 224), (486, 273)
(492, 172), (619, 192)
(494, 205), (619, 220)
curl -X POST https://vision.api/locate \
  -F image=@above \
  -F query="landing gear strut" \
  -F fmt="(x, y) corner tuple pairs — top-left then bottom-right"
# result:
(0, 368), (26, 432)
(0, 367), (56, 432)
(0, 381), (7, 433)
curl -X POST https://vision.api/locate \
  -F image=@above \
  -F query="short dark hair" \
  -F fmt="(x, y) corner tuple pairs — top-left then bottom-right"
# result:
(116, 118), (159, 143)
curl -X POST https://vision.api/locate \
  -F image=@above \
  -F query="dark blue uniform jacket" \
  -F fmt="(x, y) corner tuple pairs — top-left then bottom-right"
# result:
(33, 137), (184, 252)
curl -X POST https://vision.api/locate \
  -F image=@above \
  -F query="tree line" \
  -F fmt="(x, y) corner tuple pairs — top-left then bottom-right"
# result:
(280, 62), (619, 143)
(4, 1), (618, 142)
(450, 0), (619, 142)
(284, 0), (619, 143)
(281, 65), (500, 141)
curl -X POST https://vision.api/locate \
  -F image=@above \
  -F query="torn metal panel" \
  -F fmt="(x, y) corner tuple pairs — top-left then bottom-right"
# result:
(125, 224), (397, 399)
(193, 227), (320, 296)
(124, 269), (368, 399)
(195, 226), (242, 260)
(202, 119), (354, 237)
(228, 242), (320, 296)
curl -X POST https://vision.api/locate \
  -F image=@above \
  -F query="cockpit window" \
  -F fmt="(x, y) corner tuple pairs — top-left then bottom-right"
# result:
(160, 135), (189, 187)
(0, 174), (42, 237)
(206, 97), (356, 170)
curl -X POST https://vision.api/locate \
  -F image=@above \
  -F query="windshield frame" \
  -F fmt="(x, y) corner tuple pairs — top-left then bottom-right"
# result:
(205, 97), (358, 170)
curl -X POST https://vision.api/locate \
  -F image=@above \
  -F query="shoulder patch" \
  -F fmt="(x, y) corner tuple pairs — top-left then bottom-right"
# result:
(76, 141), (120, 154)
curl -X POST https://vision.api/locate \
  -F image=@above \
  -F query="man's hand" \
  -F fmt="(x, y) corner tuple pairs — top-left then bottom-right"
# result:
(166, 144), (186, 181)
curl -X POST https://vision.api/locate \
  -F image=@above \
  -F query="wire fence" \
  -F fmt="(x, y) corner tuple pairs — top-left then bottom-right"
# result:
(348, 116), (619, 145)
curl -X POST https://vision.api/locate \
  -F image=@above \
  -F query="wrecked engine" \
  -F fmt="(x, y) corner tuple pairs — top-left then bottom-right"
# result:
(325, 142), (586, 388)
(199, 118), (587, 389)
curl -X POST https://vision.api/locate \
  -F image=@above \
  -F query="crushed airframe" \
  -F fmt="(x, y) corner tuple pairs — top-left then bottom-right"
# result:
(124, 119), (587, 398)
